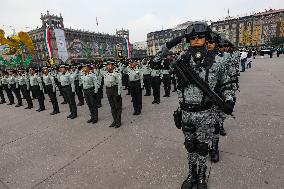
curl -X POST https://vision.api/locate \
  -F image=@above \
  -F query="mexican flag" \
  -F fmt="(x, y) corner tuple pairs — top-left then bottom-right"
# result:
(44, 27), (53, 58)
(125, 37), (131, 58)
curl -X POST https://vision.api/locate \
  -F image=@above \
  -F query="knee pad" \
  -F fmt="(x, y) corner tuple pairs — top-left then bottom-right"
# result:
(184, 139), (197, 153)
(196, 142), (209, 156)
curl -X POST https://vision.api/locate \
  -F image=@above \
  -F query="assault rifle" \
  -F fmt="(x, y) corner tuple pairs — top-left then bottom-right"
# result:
(171, 54), (235, 118)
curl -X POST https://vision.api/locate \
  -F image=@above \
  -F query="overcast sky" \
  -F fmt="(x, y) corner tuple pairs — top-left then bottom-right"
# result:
(1, 0), (283, 42)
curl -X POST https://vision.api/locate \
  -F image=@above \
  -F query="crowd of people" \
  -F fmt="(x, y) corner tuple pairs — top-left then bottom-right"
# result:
(0, 57), (178, 128)
(0, 21), (247, 189)
(240, 47), (254, 72)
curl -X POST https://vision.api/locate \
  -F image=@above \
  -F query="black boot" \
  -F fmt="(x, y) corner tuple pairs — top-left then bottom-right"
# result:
(109, 122), (116, 127)
(92, 117), (98, 124)
(70, 114), (77, 119)
(197, 164), (207, 189)
(181, 163), (197, 189)
(50, 109), (59, 115)
(25, 105), (33, 109)
(211, 137), (219, 163)
(67, 114), (73, 118)
(87, 118), (93, 123)
(114, 122), (121, 128)
(181, 152), (197, 189)
(77, 102), (84, 106)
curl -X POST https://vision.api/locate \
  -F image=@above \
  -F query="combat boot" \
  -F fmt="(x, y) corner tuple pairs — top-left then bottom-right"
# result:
(211, 137), (219, 163)
(181, 163), (197, 189)
(197, 164), (207, 189)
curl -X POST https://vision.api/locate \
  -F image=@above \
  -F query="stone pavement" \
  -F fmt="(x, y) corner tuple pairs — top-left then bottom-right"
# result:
(0, 56), (283, 189)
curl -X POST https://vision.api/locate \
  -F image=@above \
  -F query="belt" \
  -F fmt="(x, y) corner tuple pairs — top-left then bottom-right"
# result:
(83, 86), (94, 90)
(106, 85), (118, 89)
(62, 85), (71, 88)
(129, 80), (140, 83)
(180, 103), (212, 112)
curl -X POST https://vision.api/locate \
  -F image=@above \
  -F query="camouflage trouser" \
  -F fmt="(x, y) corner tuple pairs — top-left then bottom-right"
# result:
(182, 108), (219, 180)
(182, 108), (218, 144)
(211, 111), (226, 154)
(213, 111), (226, 137)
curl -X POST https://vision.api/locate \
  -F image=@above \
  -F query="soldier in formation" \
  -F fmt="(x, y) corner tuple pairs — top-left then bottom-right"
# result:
(59, 64), (77, 119)
(104, 61), (122, 128)
(127, 60), (143, 115)
(81, 63), (99, 124)
(18, 68), (33, 109)
(42, 66), (60, 115)
(29, 67), (45, 112)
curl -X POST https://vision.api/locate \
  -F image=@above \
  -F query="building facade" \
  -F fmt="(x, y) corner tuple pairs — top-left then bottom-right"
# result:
(146, 21), (195, 56)
(211, 9), (284, 47)
(133, 41), (147, 50)
(28, 11), (126, 66)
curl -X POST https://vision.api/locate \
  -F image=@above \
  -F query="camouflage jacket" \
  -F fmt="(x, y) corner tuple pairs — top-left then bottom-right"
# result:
(173, 52), (234, 107)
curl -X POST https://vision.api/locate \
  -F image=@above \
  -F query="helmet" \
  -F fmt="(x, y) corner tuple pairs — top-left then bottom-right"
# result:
(217, 38), (226, 47)
(184, 22), (211, 39)
(208, 31), (221, 43)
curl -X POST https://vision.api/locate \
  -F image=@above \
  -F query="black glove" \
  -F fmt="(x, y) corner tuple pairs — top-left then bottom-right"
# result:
(173, 108), (182, 129)
(166, 35), (184, 49)
(222, 101), (235, 115)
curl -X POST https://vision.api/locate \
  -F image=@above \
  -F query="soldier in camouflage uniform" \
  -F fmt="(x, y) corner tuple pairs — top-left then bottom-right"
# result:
(153, 22), (235, 189)
(214, 38), (229, 137)
(210, 38), (240, 162)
